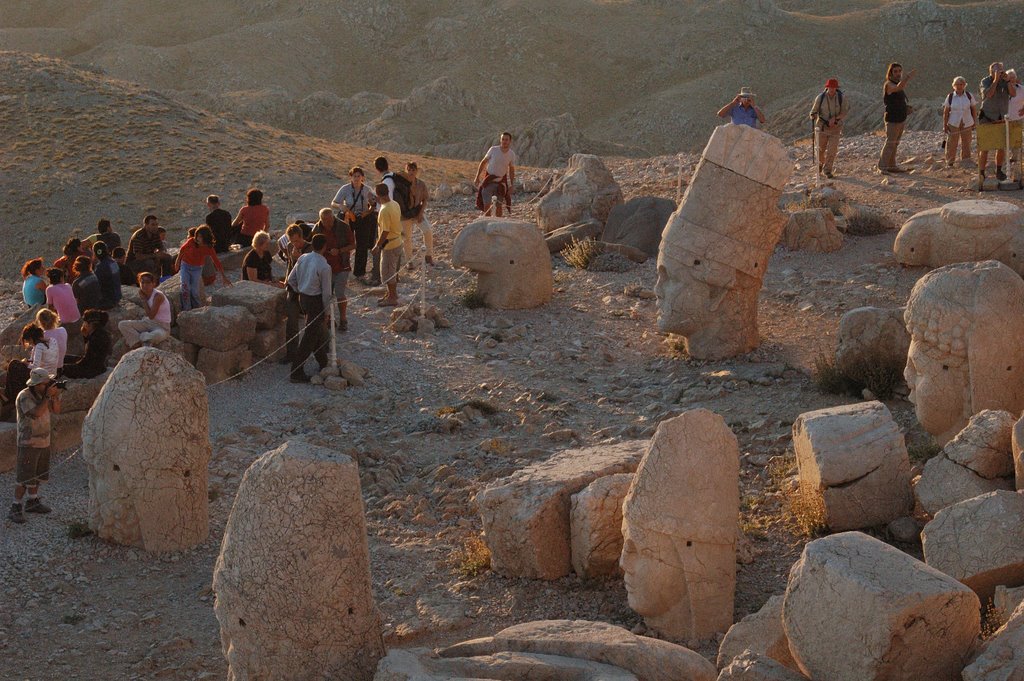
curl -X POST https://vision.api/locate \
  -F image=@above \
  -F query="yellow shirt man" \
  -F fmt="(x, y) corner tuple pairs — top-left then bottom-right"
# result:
(378, 200), (404, 251)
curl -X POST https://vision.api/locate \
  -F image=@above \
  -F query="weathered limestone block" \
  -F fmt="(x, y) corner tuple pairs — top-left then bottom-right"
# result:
(621, 409), (739, 641)
(82, 348), (210, 552)
(478, 441), (646, 579)
(570, 473), (633, 578)
(943, 409), (1015, 479)
(913, 452), (1014, 517)
(177, 305), (257, 352)
(250, 326), (286, 361)
(51, 410), (86, 453)
(60, 371), (111, 412)
(211, 280), (285, 330)
(717, 651), (807, 681)
(0, 304), (42, 346)
(656, 124), (792, 360)
(425, 619), (717, 681)
(904, 260), (1024, 445)
(214, 441), (384, 681)
(376, 649), (637, 680)
(717, 595), (797, 671)
(536, 154), (624, 233)
(894, 200), (1024, 275)
(602, 197), (677, 257)
(195, 347), (252, 384)
(793, 401), (912, 531)
(995, 584), (1024, 620)
(783, 532), (980, 681)
(834, 307), (910, 379)
(781, 209), (842, 253)
(0, 422), (17, 473)
(962, 599), (1024, 681)
(922, 490), (1024, 601)
(545, 219), (603, 253)
(452, 218), (553, 309)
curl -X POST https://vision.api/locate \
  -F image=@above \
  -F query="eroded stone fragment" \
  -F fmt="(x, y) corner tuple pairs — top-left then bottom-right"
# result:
(536, 154), (623, 233)
(962, 599), (1024, 681)
(570, 473), (633, 578)
(781, 209), (842, 253)
(452, 218), (553, 309)
(834, 306), (909, 380)
(717, 651), (807, 681)
(176, 304), (257, 352)
(214, 441), (384, 681)
(210, 279), (285, 330)
(717, 595), (797, 671)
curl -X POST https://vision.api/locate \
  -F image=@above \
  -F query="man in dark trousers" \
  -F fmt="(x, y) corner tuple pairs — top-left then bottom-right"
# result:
(285, 234), (332, 383)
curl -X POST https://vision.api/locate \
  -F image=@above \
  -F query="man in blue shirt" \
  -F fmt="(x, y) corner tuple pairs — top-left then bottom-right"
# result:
(717, 87), (766, 128)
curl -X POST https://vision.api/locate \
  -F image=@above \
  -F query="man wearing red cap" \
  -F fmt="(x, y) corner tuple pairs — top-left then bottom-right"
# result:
(810, 78), (849, 178)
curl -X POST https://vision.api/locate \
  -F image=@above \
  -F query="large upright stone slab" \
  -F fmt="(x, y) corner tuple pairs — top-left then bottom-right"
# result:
(621, 409), (739, 641)
(176, 304), (257, 352)
(452, 218), (553, 309)
(477, 441), (646, 579)
(214, 441), (384, 681)
(793, 401), (911, 531)
(922, 490), (1024, 601)
(570, 473), (633, 578)
(894, 200), (1024, 275)
(904, 260), (1024, 445)
(536, 154), (623, 233)
(656, 124), (792, 359)
(210, 280), (285, 330)
(81, 348), (210, 552)
(783, 532), (980, 681)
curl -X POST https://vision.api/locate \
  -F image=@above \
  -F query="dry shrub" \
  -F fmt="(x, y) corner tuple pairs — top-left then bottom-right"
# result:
(814, 351), (903, 400)
(460, 288), (487, 309)
(788, 484), (828, 537)
(981, 600), (1007, 639)
(453, 536), (491, 578)
(842, 204), (894, 236)
(907, 441), (942, 464)
(67, 520), (93, 539)
(812, 352), (850, 395)
(563, 237), (603, 270)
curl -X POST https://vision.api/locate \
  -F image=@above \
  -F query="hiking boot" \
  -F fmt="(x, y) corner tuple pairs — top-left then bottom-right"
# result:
(24, 498), (51, 514)
(824, 171), (835, 179)
(7, 503), (25, 524)
(338, 319), (348, 333)
(425, 255), (434, 266)
(997, 167), (1007, 181)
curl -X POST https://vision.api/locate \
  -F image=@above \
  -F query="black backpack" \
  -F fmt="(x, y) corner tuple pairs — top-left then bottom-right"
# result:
(384, 172), (418, 219)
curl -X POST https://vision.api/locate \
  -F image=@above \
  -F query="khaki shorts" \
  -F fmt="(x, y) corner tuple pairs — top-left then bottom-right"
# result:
(381, 247), (404, 286)
(16, 445), (50, 486)
(332, 270), (349, 302)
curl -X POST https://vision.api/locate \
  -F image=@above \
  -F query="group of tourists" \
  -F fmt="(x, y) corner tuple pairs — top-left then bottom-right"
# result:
(718, 61), (1024, 181)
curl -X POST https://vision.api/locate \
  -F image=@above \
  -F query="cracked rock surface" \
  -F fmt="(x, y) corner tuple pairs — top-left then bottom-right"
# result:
(962, 598), (1024, 681)
(82, 347), (210, 553)
(716, 594), (797, 671)
(213, 440), (384, 681)
(570, 472), (633, 578)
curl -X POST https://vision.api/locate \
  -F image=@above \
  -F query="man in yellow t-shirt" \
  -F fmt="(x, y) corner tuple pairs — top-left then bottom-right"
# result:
(371, 183), (404, 306)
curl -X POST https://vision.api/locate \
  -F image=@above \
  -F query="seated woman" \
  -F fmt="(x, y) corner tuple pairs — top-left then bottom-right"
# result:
(71, 256), (104, 313)
(242, 231), (285, 288)
(4, 323), (60, 411)
(176, 225), (231, 311)
(53, 238), (89, 284)
(21, 259), (47, 307)
(61, 310), (112, 380)
(36, 308), (67, 368)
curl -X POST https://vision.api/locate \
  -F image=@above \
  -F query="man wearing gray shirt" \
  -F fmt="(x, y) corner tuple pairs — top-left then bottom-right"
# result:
(332, 166), (381, 284)
(979, 62), (1017, 181)
(285, 234), (333, 383)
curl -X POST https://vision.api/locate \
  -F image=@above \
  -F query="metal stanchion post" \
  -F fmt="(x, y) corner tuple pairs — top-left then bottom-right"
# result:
(329, 296), (338, 369)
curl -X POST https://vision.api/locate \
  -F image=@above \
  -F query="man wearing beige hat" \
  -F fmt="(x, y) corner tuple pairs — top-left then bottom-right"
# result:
(8, 367), (61, 524)
(810, 78), (849, 178)
(717, 87), (766, 128)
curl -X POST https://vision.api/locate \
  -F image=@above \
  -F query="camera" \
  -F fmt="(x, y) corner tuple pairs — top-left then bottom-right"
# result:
(52, 379), (68, 391)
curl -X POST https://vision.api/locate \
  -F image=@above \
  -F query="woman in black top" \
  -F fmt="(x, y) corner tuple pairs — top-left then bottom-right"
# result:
(878, 62), (916, 173)
(242, 231), (284, 288)
(61, 309), (112, 379)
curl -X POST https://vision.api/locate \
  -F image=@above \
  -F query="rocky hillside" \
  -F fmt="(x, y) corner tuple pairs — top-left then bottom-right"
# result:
(2, 0), (1022, 156)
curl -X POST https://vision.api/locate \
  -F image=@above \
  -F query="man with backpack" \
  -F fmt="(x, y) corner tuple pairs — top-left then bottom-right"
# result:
(942, 76), (978, 168)
(810, 78), (849, 179)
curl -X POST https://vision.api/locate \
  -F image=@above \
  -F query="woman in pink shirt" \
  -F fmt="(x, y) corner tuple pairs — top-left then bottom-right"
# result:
(231, 188), (270, 247)
(175, 225), (231, 310)
(44, 268), (81, 331)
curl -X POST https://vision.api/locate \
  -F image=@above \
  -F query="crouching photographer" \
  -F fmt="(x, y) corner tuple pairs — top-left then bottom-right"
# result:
(8, 368), (62, 524)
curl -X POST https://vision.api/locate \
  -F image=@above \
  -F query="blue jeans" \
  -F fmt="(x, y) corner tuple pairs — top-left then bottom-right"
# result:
(180, 262), (203, 311)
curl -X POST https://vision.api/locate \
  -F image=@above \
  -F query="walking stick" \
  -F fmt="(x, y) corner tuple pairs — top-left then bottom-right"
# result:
(813, 119), (821, 188)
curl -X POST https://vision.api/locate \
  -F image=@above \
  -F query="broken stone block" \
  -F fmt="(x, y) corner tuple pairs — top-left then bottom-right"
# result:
(60, 371), (110, 412)
(717, 651), (808, 681)
(195, 347), (252, 384)
(477, 441), (646, 579)
(569, 473), (632, 578)
(995, 584), (1024, 621)
(922, 490), (1024, 601)
(250, 325), (286, 361)
(602, 196), (677, 257)
(214, 441), (384, 681)
(943, 410), (1015, 479)
(82, 348), (210, 552)
(834, 306), (909, 380)
(717, 595), (797, 671)
(1013, 412), (1024, 490)
(176, 304), (256, 352)
(914, 448), (1015, 517)
(781, 209), (842, 253)
(793, 401), (912, 531)
(962, 599), (1024, 681)
(783, 532), (980, 681)
(210, 279), (285, 330)
(536, 154), (624, 233)
(545, 219), (603, 253)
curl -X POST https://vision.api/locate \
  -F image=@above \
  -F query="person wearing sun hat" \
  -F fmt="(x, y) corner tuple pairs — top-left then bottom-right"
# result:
(717, 87), (766, 128)
(8, 367), (61, 524)
(810, 77), (849, 178)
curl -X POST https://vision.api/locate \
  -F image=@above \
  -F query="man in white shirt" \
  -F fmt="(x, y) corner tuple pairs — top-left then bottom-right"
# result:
(474, 132), (517, 217)
(285, 234), (333, 383)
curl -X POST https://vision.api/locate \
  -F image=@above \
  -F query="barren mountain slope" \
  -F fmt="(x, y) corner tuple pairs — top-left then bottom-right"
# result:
(2, 0), (1022, 156)
(0, 51), (476, 277)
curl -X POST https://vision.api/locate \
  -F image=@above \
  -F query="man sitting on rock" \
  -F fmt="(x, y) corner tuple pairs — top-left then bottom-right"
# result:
(286, 234), (333, 383)
(8, 368), (61, 524)
(475, 132), (516, 217)
(127, 215), (174, 279)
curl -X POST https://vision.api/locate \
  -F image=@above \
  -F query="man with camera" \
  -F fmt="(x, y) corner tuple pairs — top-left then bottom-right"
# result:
(8, 368), (62, 524)
(717, 87), (766, 129)
(978, 61), (1017, 181)
(810, 78), (849, 178)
